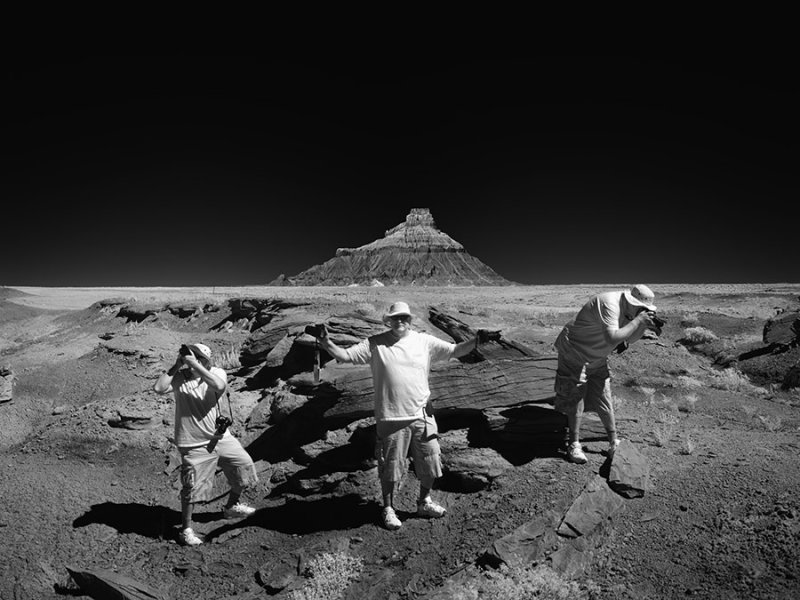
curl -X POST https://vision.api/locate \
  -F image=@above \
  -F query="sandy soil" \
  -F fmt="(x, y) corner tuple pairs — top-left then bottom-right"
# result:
(1, 284), (799, 599)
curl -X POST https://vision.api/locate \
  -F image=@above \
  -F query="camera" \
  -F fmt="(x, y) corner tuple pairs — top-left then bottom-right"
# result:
(304, 323), (327, 338)
(648, 312), (666, 336)
(215, 415), (232, 435)
(179, 344), (192, 357)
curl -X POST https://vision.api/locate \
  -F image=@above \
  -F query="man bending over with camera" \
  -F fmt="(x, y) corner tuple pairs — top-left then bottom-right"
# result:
(554, 285), (663, 464)
(154, 342), (258, 546)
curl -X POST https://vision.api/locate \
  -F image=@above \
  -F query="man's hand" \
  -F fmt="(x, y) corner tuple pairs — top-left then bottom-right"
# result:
(305, 323), (328, 340)
(477, 329), (501, 344)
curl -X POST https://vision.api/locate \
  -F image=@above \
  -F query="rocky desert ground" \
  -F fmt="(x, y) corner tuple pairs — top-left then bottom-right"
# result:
(1, 283), (799, 600)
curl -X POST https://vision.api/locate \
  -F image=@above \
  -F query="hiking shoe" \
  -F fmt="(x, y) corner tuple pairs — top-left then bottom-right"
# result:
(179, 527), (203, 546)
(602, 438), (622, 457)
(223, 502), (256, 519)
(417, 498), (446, 518)
(567, 441), (588, 464)
(382, 506), (402, 530)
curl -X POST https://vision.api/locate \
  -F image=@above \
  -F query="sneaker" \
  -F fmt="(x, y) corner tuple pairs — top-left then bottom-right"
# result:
(382, 506), (402, 530)
(602, 438), (622, 457)
(179, 527), (203, 546)
(567, 441), (588, 464)
(223, 502), (256, 519)
(417, 498), (446, 518)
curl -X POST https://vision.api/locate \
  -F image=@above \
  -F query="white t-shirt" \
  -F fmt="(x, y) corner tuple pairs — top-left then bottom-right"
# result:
(172, 366), (230, 448)
(343, 329), (456, 421)
(555, 291), (631, 363)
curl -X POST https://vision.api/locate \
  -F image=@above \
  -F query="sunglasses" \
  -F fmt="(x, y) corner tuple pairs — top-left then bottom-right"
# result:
(388, 315), (411, 323)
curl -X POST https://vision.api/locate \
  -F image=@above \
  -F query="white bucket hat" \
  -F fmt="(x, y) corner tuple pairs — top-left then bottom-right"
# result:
(623, 284), (657, 312)
(188, 343), (212, 363)
(383, 301), (414, 323)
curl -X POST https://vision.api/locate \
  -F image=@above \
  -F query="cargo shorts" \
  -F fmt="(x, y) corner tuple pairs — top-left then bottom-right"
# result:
(375, 416), (442, 484)
(553, 345), (614, 419)
(179, 435), (258, 503)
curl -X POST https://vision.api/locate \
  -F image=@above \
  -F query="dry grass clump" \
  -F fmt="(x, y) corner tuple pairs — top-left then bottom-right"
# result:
(712, 368), (762, 393)
(682, 326), (719, 344)
(216, 344), (242, 370)
(652, 410), (680, 447)
(288, 551), (364, 600)
(677, 392), (699, 413)
(441, 564), (594, 600)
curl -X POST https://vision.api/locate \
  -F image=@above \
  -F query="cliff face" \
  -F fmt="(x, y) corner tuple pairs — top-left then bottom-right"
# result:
(273, 208), (513, 286)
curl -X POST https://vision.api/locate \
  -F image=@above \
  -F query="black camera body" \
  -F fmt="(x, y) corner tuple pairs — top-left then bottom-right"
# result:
(215, 415), (232, 436)
(304, 323), (327, 338)
(179, 344), (192, 357)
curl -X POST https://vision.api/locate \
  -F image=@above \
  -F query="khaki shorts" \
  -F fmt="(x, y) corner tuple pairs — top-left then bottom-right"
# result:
(179, 436), (258, 503)
(375, 416), (442, 484)
(553, 347), (613, 418)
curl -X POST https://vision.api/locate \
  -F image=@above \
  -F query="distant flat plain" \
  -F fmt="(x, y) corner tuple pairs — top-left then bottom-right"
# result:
(7, 284), (800, 321)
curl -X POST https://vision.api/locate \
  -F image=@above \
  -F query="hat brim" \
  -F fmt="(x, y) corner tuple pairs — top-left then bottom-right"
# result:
(188, 345), (212, 362)
(624, 292), (657, 312)
(383, 312), (414, 322)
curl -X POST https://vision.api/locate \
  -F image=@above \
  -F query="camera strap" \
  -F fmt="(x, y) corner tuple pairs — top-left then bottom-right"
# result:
(215, 390), (234, 423)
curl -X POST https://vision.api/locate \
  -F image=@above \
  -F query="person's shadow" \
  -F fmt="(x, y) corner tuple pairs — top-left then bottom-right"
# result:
(204, 494), (377, 542)
(73, 495), (378, 542)
(72, 502), (219, 540)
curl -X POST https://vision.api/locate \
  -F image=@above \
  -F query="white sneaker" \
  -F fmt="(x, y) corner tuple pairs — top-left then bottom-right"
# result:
(223, 502), (256, 519)
(179, 527), (203, 546)
(567, 441), (588, 464)
(417, 498), (446, 518)
(382, 506), (402, 530)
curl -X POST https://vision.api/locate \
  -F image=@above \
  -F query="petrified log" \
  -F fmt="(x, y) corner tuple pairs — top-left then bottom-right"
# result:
(294, 356), (557, 427)
(240, 310), (322, 366)
(428, 305), (541, 362)
(763, 310), (800, 347)
(66, 566), (169, 600)
(0, 366), (13, 404)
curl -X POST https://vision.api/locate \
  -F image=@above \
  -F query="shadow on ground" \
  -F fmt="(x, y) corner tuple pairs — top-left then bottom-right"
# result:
(206, 494), (376, 540)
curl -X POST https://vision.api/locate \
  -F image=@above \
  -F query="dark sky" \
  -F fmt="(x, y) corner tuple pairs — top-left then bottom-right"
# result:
(2, 54), (797, 286)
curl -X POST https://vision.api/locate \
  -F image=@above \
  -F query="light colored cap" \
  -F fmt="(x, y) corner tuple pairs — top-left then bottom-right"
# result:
(624, 284), (657, 312)
(188, 343), (212, 362)
(384, 301), (413, 319)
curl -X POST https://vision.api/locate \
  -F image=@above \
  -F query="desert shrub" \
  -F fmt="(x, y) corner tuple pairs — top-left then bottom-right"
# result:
(354, 302), (376, 316)
(682, 327), (719, 345)
(635, 386), (657, 406)
(443, 564), (592, 600)
(679, 431), (696, 455)
(288, 551), (364, 600)
(676, 376), (703, 390)
(757, 414), (783, 432)
(678, 392), (699, 413)
(712, 368), (759, 393)
(680, 312), (700, 327)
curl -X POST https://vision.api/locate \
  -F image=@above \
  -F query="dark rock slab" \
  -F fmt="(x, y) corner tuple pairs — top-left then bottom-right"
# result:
(607, 439), (650, 498)
(481, 510), (562, 568)
(557, 474), (625, 538)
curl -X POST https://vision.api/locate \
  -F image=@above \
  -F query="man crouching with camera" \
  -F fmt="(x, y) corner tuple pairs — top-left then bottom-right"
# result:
(154, 342), (258, 546)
